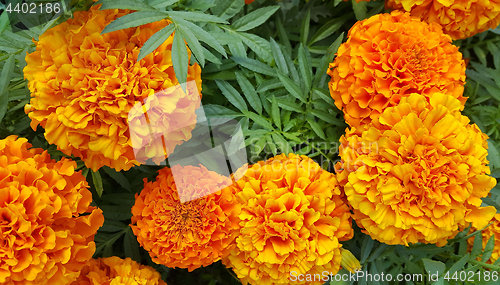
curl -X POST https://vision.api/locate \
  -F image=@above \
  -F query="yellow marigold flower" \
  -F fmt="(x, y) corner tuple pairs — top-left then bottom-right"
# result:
(336, 93), (497, 247)
(386, 0), (500, 40)
(71, 256), (167, 285)
(0, 135), (104, 285)
(24, 5), (202, 172)
(223, 153), (353, 285)
(467, 213), (500, 264)
(131, 165), (240, 271)
(327, 11), (466, 128)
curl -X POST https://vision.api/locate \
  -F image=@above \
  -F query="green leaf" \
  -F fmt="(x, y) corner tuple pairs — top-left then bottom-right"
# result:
(271, 96), (281, 130)
(232, 5), (280, 31)
(124, 228), (142, 262)
(137, 24), (175, 61)
(215, 79), (248, 112)
(0, 12), (9, 35)
(313, 32), (344, 87)
(232, 56), (276, 76)
(211, 0), (244, 20)
(310, 109), (344, 126)
(99, 219), (128, 232)
(277, 71), (306, 103)
(266, 135), (277, 156)
(257, 78), (282, 92)
(172, 30), (188, 84)
(272, 133), (291, 155)
(166, 11), (229, 24)
(276, 15), (291, 53)
(298, 44), (312, 92)
(422, 259), (446, 277)
(306, 118), (325, 139)
(147, 0), (179, 9)
(275, 98), (303, 113)
(101, 11), (168, 34)
(352, 0), (367, 21)
(174, 18), (205, 66)
(308, 14), (349, 46)
(312, 87), (336, 107)
(300, 9), (311, 46)
(99, 0), (155, 11)
(91, 170), (104, 197)
(447, 253), (469, 276)
(471, 232), (483, 258)
(0, 54), (15, 124)
(204, 104), (243, 118)
(234, 31), (273, 63)
(482, 234), (495, 262)
(243, 111), (274, 130)
(203, 47), (222, 64)
(235, 72), (262, 114)
(169, 17), (227, 57)
(270, 38), (288, 75)
(360, 236), (374, 264)
(228, 41), (247, 57)
(488, 140), (500, 169)
(102, 167), (131, 191)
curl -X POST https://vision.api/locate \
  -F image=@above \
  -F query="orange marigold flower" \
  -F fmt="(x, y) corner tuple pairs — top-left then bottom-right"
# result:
(336, 93), (497, 247)
(386, 0), (500, 40)
(0, 135), (104, 285)
(24, 5), (202, 172)
(71, 256), (167, 285)
(223, 153), (353, 285)
(131, 165), (240, 271)
(327, 11), (466, 128)
(467, 213), (500, 264)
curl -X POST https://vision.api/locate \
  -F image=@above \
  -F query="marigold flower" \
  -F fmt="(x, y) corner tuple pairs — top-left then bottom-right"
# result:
(131, 165), (240, 271)
(327, 11), (466, 128)
(386, 0), (500, 40)
(336, 93), (497, 247)
(0, 135), (104, 285)
(223, 153), (353, 285)
(24, 5), (202, 172)
(71, 256), (167, 285)
(467, 213), (500, 264)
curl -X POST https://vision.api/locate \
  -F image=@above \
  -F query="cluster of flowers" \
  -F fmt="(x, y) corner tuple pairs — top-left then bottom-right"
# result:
(4, 1), (499, 285)
(328, 6), (498, 259)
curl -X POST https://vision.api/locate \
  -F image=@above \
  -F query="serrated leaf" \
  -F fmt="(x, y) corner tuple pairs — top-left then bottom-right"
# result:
(232, 56), (276, 76)
(300, 9), (311, 46)
(174, 18), (205, 66)
(166, 11), (228, 23)
(310, 109), (344, 126)
(277, 71), (306, 103)
(272, 133), (291, 155)
(211, 0), (244, 20)
(235, 72), (262, 114)
(306, 118), (325, 139)
(482, 232), (495, 262)
(360, 236), (374, 264)
(314, 32), (344, 87)
(102, 167), (131, 191)
(234, 31), (273, 63)
(270, 38), (288, 75)
(266, 135), (277, 156)
(0, 11), (9, 35)
(137, 24), (175, 61)
(232, 5), (280, 31)
(100, 219), (128, 232)
(91, 170), (104, 197)
(124, 228), (142, 262)
(0, 54), (15, 124)
(228, 41), (247, 57)
(257, 78), (282, 92)
(203, 47), (222, 64)
(172, 30), (188, 84)
(215, 80), (248, 112)
(447, 253), (469, 275)
(488, 140), (500, 169)
(169, 17), (227, 57)
(308, 14), (349, 46)
(298, 44), (312, 92)
(101, 11), (168, 34)
(275, 99), (303, 113)
(243, 111), (274, 130)
(313, 88), (336, 106)
(147, 0), (179, 9)
(204, 104), (243, 118)
(276, 15), (291, 53)
(271, 96), (281, 130)
(471, 232), (483, 258)
(99, 0), (155, 11)
(422, 259), (446, 277)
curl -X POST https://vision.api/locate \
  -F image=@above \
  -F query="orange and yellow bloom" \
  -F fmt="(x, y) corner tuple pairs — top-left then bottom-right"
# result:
(336, 93), (496, 247)
(386, 0), (500, 40)
(223, 153), (353, 285)
(328, 11), (466, 128)
(71, 256), (167, 285)
(24, 5), (202, 172)
(0, 136), (104, 285)
(131, 165), (240, 271)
